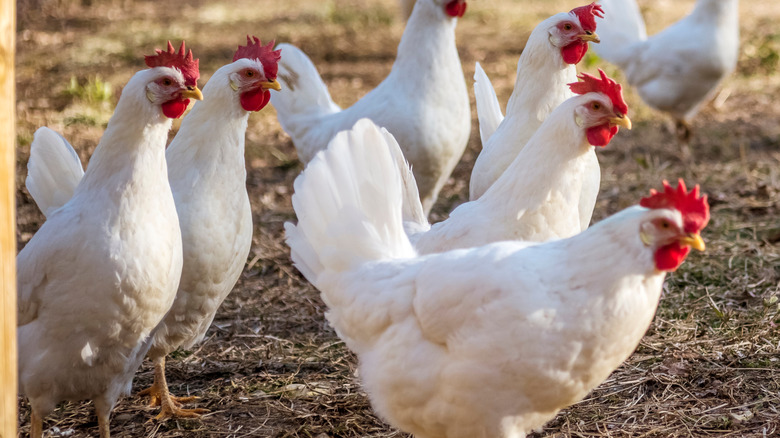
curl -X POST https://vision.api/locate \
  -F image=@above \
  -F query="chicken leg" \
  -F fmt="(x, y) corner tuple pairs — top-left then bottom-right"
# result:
(98, 414), (110, 438)
(94, 399), (112, 438)
(137, 356), (208, 420)
(30, 410), (43, 438)
(675, 119), (692, 144)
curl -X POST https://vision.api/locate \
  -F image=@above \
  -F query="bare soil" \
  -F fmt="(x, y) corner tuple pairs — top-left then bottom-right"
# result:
(13, 0), (780, 436)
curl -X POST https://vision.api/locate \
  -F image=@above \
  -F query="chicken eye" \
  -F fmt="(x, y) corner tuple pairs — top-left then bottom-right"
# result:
(564, 23), (573, 31)
(162, 78), (173, 86)
(245, 69), (255, 78)
(591, 102), (601, 111)
(660, 220), (670, 229)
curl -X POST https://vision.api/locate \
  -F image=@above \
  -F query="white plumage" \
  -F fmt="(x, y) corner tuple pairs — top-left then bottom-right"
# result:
(285, 119), (707, 438)
(18, 65), (193, 438)
(395, 70), (630, 254)
(26, 128), (83, 218)
(152, 57), (258, 374)
(24, 48), (280, 420)
(413, 96), (599, 253)
(137, 54), (276, 418)
(271, 0), (470, 215)
(470, 5), (602, 206)
(593, 0), (740, 138)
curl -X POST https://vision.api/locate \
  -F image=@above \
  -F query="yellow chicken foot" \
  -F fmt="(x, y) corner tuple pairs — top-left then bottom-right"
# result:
(155, 389), (210, 420)
(138, 356), (208, 420)
(137, 382), (198, 408)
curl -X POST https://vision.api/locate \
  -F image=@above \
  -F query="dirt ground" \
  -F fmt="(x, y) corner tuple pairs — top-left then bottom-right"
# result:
(13, 0), (780, 436)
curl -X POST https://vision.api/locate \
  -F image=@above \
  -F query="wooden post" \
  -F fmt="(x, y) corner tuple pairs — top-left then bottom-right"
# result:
(0, 0), (15, 436)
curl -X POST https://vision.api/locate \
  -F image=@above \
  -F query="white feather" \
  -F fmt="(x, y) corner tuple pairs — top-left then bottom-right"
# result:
(469, 12), (578, 201)
(286, 119), (416, 285)
(594, 0), (740, 122)
(147, 57), (257, 361)
(473, 62), (504, 146)
(17, 66), (184, 428)
(271, 0), (470, 215)
(26, 127), (84, 217)
(413, 93), (604, 254)
(287, 134), (676, 436)
(80, 342), (95, 366)
(591, 0), (647, 65)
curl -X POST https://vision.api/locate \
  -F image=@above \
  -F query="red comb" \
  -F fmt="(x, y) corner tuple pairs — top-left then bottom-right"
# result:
(570, 2), (604, 33)
(233, 36), (282, 80)
(640, 179), (710, 233)
(144, 41), (200, 87)
(568, 69), (628, 115)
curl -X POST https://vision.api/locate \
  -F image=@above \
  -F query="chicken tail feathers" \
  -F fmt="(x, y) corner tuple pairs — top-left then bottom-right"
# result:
(591, 0), (647, 67)
(285, 118), (416, 285)
(473, 62), (504, 147)
(382, 130), (431, 237)
(26, 127), (84, 217)
(270, 43), (341, 136)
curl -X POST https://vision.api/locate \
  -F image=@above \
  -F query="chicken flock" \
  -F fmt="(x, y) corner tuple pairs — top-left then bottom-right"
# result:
(16, 0), (735, 437)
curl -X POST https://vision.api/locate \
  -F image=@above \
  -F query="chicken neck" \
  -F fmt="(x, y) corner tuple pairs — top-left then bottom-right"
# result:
(388, 0), (460, 93)
(504, 13), (577, 118)
(75, 71), (173, 199)
(165, 76), (250, 185)
(478, 98), (589, 211)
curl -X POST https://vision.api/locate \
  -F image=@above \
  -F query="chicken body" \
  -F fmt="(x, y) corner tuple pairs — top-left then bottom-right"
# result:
(397, 74), (630, 255)
(314, 217), (664, 438)
(285, 120), (705, 437)
(17, 66), (191, 437)
(25, 53), (279, 419)
(151, 67), (254, 362)
(470, 11), (581, 201)
(593, 0), (740, 138)
(412, 95), (600, 254)
(270, 0), (470, 215)
(139, 58), (265, 417)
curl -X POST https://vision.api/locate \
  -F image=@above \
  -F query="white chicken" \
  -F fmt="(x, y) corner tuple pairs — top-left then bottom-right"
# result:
(25, 37), (283, 420)
(135, 36), (282, 419)
(399, 70), (631, 254)
(17, 42), (202, 438)
(593, 0), (740, 141)
(470, 2), (603, 207)
(270, 0), (470, 215)
(285, 119), (710, 438)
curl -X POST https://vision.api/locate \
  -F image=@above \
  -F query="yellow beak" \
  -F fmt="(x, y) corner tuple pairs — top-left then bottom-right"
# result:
(679, 233), (706, 251)
(181, 86), (204, 101)
(609, 115), (632, 130)
(579, 32), (600, 43)
(261, 80), (282, 92)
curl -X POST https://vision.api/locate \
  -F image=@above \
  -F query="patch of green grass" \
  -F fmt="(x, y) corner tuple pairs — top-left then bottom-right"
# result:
(63, 75), (113, 105)
(169, 349), (193, 360)
(16, 132), (33, 147)
(326, 2), (394, 28)
(64, 114), (100, 127)
(582, 51), (601, 69)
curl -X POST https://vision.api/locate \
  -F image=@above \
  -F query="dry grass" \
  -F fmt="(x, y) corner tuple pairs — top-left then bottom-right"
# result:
(13, 0), (780, 436)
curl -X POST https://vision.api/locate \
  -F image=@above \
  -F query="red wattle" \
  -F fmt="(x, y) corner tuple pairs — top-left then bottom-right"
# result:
(586, 124), (618, 147)
(445, 0), (467, 18)
(654, 242), (691, 272)
(240, 89), (271, 112)
(561, 41), (588, 65)
(161, 99), (190, 119)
